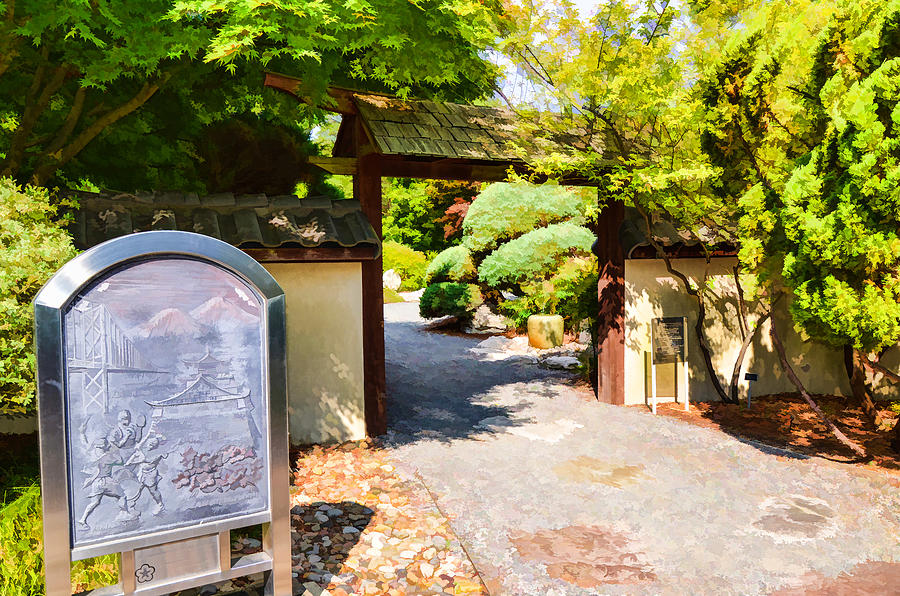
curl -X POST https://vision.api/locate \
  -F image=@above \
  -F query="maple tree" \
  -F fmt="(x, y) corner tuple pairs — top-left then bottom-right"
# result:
(0, 0), (504, 187)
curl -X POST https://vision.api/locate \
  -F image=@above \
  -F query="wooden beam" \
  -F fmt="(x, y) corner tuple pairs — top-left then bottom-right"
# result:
(356, 151), (387, 436)
(595, 200), (626, 405)
(263, 72), (357, 114)
(308, 156), (358, 176)
(241, 246), (377, 262)
(378, 156), (518, 182)
(379, 156), (598, 185)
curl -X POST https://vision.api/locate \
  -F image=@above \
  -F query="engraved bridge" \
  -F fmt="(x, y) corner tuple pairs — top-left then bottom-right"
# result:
(66, 300), (162, 414)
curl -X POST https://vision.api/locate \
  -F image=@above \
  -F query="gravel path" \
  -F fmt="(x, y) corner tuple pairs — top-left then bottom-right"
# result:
(383, 302), (900, 595)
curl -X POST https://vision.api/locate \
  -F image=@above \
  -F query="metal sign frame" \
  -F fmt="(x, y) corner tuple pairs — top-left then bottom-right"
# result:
(34, 231), (290, 596)
(649, 316), (690, 415)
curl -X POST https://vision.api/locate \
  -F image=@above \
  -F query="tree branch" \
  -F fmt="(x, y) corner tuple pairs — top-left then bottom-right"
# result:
(0, 0), (18, 78)
(31, 75), (168, 184)
(859, 355), (900, 384)
(524, 44), (555, 87)
(637, 205), (734, 403)
(644, 0), (670, 45)
(733, 266), (748, 339)
(769, 314), (867, 458)
(1, 61), (73, 178)
(590, 108), (629, 160)
(42, 86), (87, 157)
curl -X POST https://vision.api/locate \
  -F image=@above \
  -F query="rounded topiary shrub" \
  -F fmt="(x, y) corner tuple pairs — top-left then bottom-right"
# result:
(382, 240), (428, 291)
(462, 182), (588, 253)
(419, 282), (483, 320)
(478, 222), (595, 288)
(425, 245), (477, 284)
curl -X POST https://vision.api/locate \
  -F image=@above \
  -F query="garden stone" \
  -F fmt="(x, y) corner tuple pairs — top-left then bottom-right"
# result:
(542, 355), (580, 370)
(507, 336), (532, 353)
(383, 269), (402, 291)
(475, 336), (512, 350)
(464, 304), (508, 333)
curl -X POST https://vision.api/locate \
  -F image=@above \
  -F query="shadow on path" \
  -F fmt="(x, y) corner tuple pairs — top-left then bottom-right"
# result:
(384, 311), (577, 446)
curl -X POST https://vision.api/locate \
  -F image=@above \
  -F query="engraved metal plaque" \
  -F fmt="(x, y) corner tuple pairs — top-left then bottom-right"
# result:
(652, 316), (685, 364)
(649, 316), (689, 414)
(65, 258), (269, 548)
(35, 231), (291, 595)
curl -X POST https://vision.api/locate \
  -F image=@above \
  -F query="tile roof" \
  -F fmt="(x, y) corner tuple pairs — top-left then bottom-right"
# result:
(618, 207), (735, 258)
(352, 93), (605, 162)
(68, 190), (381, 252)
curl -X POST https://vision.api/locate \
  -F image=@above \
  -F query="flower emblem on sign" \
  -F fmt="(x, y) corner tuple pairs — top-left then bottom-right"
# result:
(135, 563), (156, 583)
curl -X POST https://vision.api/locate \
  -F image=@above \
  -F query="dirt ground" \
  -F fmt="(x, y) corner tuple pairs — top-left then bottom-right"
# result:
(639, 394), (900, 473)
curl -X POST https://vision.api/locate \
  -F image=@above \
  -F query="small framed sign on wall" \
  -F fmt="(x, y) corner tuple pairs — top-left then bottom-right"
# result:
(649, 316), (690, 415)
(34, 231), (291, 595)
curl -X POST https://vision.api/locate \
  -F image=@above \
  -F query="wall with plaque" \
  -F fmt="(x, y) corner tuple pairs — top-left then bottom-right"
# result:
(648, 316), (689, 414)
(34, 231), (291, 595)
(623, 257), (880, 406)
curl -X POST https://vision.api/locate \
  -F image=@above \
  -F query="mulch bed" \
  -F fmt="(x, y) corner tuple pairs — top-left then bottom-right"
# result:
(640, 394), (900, 472)
(289, 440), (487, 596)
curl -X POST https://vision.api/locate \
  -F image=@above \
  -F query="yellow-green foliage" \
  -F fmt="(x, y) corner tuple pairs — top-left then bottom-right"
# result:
(0, 485), (118, 595)
(419, 283), (483, 320)
(425, 245), (477, 284)
(382, 241), (428, 291)
(383, 286), (405, 304)
(478, 223), (594, 288)
(462, 182), (588, 253)
(703, 1), (900, 352)
(499, 257), (598, 330)
(0, 179), (78, 417)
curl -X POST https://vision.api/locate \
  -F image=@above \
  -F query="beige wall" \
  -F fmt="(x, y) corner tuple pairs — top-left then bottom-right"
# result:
(263, 262), (366, 445)
(0, 416), (37, 434)
(623, 257), (896, 406)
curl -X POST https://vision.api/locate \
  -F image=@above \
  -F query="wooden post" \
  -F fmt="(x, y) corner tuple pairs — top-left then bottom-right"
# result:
(595, 200), (625, 405)
(355, 149), (387, 436)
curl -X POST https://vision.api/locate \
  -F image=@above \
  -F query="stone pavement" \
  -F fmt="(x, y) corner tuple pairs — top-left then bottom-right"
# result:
(383, 302), (900, 595)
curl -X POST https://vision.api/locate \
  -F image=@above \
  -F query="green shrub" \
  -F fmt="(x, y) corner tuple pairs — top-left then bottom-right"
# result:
(498, 257), (597, 330)
(425, 245), (477, 284)
(1, 179), (79, 417)
(478, 223), (594, 288)
(0, 485), (118, 594)
(419, 282), (483, 320)
(382, 241), (428, 291)
(462, 182), (588, 253)
(550, 257), (598, 329)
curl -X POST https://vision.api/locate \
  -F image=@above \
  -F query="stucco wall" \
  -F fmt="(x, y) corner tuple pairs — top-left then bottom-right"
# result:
(0, 416), (37, 434)
(263, 262), (366, 445)
(623, 257), (894, 406)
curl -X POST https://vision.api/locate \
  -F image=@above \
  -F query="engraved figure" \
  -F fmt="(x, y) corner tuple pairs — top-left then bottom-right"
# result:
(107, 410), (146, 451)
(126, 436), (168, 515)
(77, 438), (131, 529)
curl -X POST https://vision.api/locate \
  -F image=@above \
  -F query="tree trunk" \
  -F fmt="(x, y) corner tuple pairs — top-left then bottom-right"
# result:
(771, 319), (867, 458)
(843, 345), (884, 428)
(729, 311), (770, 403)
(893, 415), (900, 452)
(635, 206), (735, 403)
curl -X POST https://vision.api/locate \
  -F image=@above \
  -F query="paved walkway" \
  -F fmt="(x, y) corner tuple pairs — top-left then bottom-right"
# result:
(383, 302), (900, 595)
